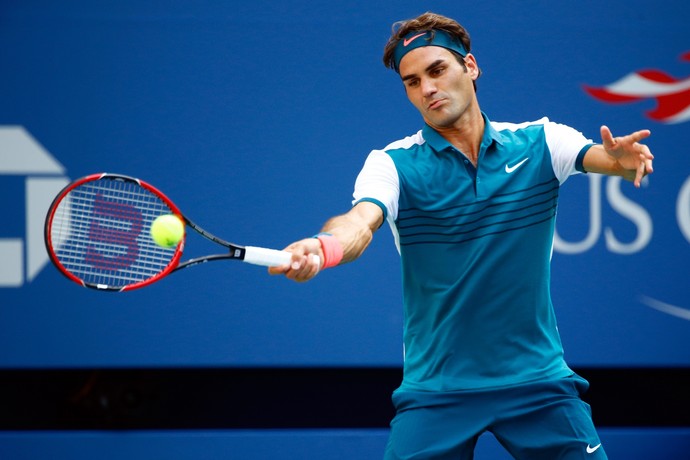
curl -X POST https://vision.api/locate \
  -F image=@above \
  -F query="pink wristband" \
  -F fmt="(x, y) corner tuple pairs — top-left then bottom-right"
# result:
(315, 233), (343, 269)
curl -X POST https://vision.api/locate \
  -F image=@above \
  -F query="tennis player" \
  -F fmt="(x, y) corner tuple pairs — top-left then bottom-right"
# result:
(270, 12), (653, 459)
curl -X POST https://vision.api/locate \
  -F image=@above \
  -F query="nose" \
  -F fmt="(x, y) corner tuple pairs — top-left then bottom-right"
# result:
(420, 77), (437, 97)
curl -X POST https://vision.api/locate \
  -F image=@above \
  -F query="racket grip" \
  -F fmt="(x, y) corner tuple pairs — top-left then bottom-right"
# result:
(242, 246), (292, 267)
(243, 246), (320, 269)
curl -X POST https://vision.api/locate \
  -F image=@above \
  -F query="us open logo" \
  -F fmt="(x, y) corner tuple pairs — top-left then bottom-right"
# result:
(0, 126), (69, 287)
(581, 54), (690, 320)
(584, 51), (690, 124)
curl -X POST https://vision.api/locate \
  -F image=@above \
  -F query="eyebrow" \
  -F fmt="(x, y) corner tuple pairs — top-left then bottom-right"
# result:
(401, 59), (446, 82)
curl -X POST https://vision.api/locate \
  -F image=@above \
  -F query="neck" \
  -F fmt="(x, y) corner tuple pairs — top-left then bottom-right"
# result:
(430, 106), (484, 166)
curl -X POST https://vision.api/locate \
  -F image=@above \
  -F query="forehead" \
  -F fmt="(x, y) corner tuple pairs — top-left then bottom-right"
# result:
(398, 46), (457, 75)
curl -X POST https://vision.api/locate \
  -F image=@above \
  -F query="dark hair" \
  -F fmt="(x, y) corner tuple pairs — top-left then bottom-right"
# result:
(382, 12), (481, 89)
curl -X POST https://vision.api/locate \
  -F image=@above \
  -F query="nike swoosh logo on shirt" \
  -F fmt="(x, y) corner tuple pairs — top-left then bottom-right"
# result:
(403, 33), (426, 47)
(586, 443), (602, 454)
(505, 157), (529, 173)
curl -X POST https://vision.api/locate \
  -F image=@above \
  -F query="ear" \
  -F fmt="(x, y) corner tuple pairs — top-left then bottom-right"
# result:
(463, 53), (480, 79)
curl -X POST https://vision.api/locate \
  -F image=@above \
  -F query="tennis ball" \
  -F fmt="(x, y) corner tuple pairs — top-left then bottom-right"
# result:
(150, 214), (184, 248)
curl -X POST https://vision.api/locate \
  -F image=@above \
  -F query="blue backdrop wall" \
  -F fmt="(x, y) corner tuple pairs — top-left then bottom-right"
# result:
(0, 0), (690, 367)
(1, 0), (689, 369)
(2, 1), (690, 459)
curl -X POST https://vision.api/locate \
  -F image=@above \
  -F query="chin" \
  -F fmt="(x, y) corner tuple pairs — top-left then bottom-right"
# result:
(427, 117), (457, 129)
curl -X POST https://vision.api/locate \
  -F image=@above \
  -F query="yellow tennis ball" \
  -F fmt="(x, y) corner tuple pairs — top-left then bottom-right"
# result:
(150, 214), (184, 248)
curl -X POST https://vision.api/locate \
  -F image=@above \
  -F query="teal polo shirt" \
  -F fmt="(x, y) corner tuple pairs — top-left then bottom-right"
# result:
(354, 113), (593, 391)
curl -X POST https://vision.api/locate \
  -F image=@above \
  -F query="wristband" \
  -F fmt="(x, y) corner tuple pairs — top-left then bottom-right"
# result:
(313, 232), (344, 269)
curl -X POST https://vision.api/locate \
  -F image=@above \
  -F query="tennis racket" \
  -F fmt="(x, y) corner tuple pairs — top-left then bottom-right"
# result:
(44, 173), (296, 292)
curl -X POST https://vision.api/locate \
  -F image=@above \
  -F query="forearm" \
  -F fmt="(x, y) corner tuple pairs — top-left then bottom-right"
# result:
(269, 201), (384, 281)
(582, 145), (622, 174)
(320, 211), (377, 264)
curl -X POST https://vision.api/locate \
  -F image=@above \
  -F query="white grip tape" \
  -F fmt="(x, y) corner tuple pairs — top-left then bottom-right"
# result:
(243, 246), (292, 266)
(243, 246), (320, 269)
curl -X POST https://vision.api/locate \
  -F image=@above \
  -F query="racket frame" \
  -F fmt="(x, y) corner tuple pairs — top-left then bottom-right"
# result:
(44, 172), (285, 292)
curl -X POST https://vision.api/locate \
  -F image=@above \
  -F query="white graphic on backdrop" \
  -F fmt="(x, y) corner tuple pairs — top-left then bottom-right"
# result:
(0, 126), (69, 287)
(554, 172), (690, 321)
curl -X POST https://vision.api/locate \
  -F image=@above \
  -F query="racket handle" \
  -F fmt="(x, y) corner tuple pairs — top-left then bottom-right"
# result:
(242, 246), (291, 267)
(243, 246), (320, 269)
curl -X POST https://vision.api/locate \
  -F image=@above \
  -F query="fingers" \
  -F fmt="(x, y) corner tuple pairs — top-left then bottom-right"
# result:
(285, 253), (321, 282)
(644, 155), (654, 175)
(630, 128), (652, 143)
(600, 125), (615, 151)
(601, 126), (652, 153)
(633, 159), (646, 188)
(638, 142), (654, 173)
(631, 143), (654, 187)
(267, 239), (322, 282)
(637, 140), (654, 162)
(601, 126), (654, 187)
(633, 132), (654, 187)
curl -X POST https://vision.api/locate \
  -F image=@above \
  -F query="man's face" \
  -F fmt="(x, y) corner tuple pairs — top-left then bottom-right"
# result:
(398, 46), (479, 130)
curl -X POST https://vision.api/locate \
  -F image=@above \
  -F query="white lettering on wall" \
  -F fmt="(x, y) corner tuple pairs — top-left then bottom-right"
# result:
(554, 175), (653, 255)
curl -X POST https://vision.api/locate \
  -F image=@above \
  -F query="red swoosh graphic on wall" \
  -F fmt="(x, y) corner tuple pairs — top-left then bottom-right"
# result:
(583, 51), (690, 124)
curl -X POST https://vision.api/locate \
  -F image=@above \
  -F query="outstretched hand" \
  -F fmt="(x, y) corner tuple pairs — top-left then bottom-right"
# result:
(600, 125), (654, 187)
(267, 237), (322, 282)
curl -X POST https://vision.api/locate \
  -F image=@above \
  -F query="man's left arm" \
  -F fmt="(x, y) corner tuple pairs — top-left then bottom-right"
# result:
(582, 125), (655, 187)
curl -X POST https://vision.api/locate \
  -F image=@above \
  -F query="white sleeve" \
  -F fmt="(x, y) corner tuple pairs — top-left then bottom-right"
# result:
(543, 120), (594, 184)
(352, 149), (400, 222)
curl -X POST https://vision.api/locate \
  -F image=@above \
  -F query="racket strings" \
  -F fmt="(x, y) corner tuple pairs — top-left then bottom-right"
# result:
(49, 178), (180, 288)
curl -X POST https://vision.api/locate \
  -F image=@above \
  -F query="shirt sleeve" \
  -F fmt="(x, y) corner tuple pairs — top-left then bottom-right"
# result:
(543, 120), (594, 184)
(352, 149), (400, 222)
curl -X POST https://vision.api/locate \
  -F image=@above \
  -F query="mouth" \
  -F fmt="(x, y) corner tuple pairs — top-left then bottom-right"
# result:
(427, 98), (445, 110)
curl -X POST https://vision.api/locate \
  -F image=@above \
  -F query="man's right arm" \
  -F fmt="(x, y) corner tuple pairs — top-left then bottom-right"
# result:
(268, 201), (384, 282)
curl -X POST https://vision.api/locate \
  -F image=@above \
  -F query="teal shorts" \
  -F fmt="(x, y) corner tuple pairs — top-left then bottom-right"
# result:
(384, 373), (606, 459)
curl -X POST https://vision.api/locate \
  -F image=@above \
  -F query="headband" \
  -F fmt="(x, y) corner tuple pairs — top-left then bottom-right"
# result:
(392, 29), (468, 73)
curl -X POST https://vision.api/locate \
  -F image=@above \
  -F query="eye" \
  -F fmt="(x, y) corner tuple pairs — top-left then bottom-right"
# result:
(430, 66), (445, 77)
(404, 78), (420, 88)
